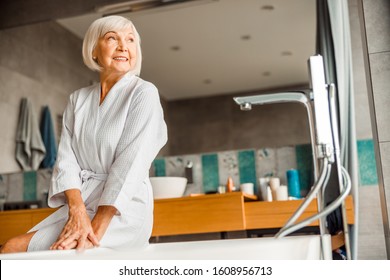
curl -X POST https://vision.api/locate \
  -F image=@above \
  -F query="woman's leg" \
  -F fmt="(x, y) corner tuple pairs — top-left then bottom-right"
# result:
(0, 231), (36, 254)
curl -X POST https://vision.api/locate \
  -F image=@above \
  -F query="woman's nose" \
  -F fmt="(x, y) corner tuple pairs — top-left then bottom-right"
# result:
(117, 38), (128, 51)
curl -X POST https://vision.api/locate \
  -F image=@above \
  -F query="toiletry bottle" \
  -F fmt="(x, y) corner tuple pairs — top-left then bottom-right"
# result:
(226, 177), (234, 193)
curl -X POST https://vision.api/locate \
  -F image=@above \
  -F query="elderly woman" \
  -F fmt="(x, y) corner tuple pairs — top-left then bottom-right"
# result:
(1, 15), (167, 253)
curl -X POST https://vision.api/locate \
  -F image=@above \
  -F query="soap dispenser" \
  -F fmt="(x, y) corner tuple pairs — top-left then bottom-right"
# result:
(185, 161), (193, 184)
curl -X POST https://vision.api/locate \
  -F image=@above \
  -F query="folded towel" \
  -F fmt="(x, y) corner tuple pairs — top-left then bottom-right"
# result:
(40, 106), (57, 168)
(15, 98), (46, 170)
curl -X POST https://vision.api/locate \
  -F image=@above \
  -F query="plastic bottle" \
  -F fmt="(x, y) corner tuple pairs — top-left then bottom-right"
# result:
(226, 177), (234, 193)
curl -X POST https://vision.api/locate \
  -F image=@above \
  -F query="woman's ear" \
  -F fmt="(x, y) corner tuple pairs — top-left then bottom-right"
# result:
(92, 49), (97, 61)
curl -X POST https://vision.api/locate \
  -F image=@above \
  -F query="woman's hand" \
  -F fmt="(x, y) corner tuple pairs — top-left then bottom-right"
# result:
(50, 189), (99, 251)
(50, 205), (99, 250)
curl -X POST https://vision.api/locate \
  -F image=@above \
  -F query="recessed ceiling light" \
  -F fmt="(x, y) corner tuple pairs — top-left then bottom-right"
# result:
(170, 45), (181, 51)
(262, 71), (271, 77)
(261, 5), (275, 11)
(281, 51), (293, 56)
(241, 35), (251, 41)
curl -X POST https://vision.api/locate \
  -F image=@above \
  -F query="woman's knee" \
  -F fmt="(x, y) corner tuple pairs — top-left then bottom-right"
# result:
(0, 232), (35, 254)
(1, 237), (21, 253)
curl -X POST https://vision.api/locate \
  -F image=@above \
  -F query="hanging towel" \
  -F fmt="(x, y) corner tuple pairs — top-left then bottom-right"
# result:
(40, 106), (57, 168)
(15, 98), (46, 170)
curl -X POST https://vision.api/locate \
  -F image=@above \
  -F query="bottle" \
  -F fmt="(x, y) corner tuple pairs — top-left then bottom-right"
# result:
(226, 177), (234, 193)
(286, 169), (301, 198)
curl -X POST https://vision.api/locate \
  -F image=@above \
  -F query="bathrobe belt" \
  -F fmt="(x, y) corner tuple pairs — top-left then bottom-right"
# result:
(80, 170), (108, 183)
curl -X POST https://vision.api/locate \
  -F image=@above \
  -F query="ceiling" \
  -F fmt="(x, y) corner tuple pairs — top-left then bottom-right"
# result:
(57, 0), (316, 101)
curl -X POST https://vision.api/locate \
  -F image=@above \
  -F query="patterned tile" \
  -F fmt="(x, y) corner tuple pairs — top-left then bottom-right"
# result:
(358, 139), (378, 186)
(295, 144), (314, 196)
(255, 148), (276, 178)
(165, 154), (203, 195)
(202, 154), (219, 193)
(153, 158), (166, 177)
(238, 150), (257, 187)
(0, 174), (9, 202)
(37, 169), (52, 207)
(165, 156), (186, 177)
(23, 171), (37, 201)
(7, 172), (23, 201)
(255, 148), (276, 197)
(275, 146), (297, 185)
(218, 150), (239, 189)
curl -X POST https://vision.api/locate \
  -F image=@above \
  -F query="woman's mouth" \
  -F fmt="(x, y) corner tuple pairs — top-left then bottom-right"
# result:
(113, 56), (128, 61)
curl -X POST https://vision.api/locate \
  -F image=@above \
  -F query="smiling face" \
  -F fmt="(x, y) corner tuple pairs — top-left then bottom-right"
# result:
(93, 27), (137, 78)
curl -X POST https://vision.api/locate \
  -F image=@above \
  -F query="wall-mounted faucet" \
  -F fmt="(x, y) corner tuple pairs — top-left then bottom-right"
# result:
(234, 91), (318, 179)
(233, 55), (353, 259)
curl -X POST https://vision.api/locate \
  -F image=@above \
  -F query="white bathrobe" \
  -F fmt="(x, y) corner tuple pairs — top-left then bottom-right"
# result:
(27, 73), (167, 251)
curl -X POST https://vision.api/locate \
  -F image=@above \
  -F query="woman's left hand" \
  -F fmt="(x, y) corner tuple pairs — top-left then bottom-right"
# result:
(50, 189), (100, 251)
(50, 205), (100, 251)
(57, 205), (117, 250)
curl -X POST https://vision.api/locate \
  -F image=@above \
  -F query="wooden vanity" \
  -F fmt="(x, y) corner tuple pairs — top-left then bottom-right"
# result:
(152, 192), (354, 237)
(0, 192), (354, 248)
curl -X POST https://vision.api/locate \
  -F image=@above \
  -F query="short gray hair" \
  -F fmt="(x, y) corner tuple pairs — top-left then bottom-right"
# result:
(82, 15), (142, 75)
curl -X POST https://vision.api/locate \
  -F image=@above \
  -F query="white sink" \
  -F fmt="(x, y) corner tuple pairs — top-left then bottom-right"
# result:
(149, 177), (187, 199)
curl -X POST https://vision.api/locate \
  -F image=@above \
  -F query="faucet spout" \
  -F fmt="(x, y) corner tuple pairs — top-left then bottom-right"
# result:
(240, 102), (252, 111)
(233, 91), (309, 109)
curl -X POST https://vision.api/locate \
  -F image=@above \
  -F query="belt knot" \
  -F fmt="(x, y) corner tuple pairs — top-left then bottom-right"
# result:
(80, 170), (108, 183)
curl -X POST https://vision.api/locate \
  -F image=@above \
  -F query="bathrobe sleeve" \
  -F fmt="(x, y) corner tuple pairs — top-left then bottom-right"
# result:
(48, 93), (82, 208)
(98, 84), (167, 214)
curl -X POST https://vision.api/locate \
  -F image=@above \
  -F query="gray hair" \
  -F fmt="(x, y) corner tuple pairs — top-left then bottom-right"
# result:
(82, 15), (142, 75)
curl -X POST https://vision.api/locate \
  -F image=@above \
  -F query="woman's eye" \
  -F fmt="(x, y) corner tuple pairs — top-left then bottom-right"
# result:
(104, 34), (116, 41)
(127, 38), (134, 43)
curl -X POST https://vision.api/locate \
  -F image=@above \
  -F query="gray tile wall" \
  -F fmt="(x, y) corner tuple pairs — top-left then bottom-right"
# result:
(0, 21), (98, 173)
(349, 0), (386, 259)
(359, 0), (390, 259)
(358, 186), (387, 259)
(166, 86), (311, 156)
(349, 0), (372, 140)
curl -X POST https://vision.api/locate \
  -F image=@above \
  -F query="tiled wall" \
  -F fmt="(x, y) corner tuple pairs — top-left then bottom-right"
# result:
(357, 0), (390, 259)
(0, 139), (377, 207)
(152, 139), (378, 197)
(153, 146), (299, 197)
(0, 169), (52, 208)
(0, 21), (98, 174)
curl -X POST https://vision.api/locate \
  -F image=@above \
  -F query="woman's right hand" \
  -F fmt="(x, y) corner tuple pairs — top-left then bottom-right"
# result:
(50, 189), (100, 251)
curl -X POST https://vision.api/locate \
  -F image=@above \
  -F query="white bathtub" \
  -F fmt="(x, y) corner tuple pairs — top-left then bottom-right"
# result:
(0, 234), (331, 260)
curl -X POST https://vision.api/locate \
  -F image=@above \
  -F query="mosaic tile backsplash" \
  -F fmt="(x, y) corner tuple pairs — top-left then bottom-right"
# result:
(0, 169), (51, 207)
(152, 139), (379, 197)
(0, 139), (379, 206)
(153, 145), (307, 197)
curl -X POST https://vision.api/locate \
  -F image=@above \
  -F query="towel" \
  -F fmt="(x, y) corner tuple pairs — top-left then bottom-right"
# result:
(15, 98), (46, 170)
(40, 106), (57, 168)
